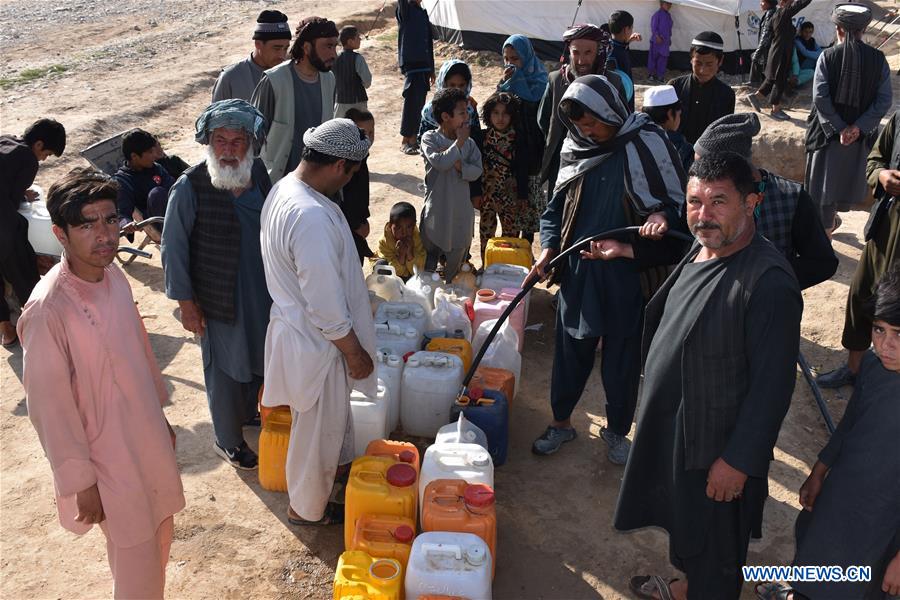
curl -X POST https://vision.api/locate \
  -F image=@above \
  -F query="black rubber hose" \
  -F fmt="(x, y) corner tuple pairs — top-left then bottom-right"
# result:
(458, 226), (694, 397)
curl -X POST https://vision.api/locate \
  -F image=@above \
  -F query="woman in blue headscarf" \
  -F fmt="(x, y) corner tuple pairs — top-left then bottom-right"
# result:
(497, 34), (548, 241)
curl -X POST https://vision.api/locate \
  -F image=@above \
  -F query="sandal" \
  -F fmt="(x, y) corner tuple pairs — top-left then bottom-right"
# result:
(629, 575), (676, 600)
(287, 502), (344, 526)
(755, 582), (795, 600)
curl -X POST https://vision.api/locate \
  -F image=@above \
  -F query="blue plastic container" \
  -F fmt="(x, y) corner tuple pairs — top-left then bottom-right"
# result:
(450, 388), (509, 466)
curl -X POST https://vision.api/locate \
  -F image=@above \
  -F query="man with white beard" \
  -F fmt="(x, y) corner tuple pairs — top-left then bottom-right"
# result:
(161, 99), (273, 469)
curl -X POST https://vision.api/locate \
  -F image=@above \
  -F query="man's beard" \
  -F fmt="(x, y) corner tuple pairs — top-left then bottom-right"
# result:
(309, 44), (332, 72)
(206, 146), (253, 191)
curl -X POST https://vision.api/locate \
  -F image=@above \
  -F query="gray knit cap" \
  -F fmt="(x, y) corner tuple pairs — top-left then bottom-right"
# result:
(302, 118), (371, 162)
(694, 112), (761, 160)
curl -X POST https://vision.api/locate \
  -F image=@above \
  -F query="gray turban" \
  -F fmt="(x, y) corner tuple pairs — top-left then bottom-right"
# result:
(832, 3), (872, 31)
(195, 99), (267, 148)
(694, 113), (761, 160)
(302, 118), (371, 162)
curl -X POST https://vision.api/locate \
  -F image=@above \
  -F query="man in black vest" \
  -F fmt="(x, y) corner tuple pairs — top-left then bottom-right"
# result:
(612, 152), (802, 600)
(804, 3), (892, 234)
(161, 99), (273, 470)
(817, 109), (900, 389)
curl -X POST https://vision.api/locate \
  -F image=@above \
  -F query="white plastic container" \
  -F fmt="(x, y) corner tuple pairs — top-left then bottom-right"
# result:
(418, 441), (495, 516)
(407, 270), (444, 307)
(406, 531), (492, 600)
(374, 323), (420, 359)
(400, 351), (464, 438)
(18, 199), (63, 257)
(473, 319), (522, 397)
(375, 302), (429, 342)
(376, 351), (404, 433)
(431, 288), (472, 342)
(366, 265), (406, 302)
(350, 381), (390, 457)
(472, 288), (526, 351)
(436, 413), (489, 451)
(480, 263), (531, 320)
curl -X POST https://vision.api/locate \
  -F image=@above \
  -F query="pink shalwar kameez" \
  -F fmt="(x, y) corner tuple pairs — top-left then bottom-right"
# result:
(18, 258), (185, 599)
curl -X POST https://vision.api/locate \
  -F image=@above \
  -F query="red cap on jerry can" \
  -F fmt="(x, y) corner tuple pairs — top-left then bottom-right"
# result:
(464, 483), (495, 508)
(386, 463), (417, 487)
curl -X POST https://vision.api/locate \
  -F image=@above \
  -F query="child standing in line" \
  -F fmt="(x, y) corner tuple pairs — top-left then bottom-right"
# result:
(340, 108), (376, 263)
(478, 91), (529, 261)
(376, 201), (426, 280)
(420, 87), (483, 282)
(333, 26), (372, 119)
(642, 85), (694, 172)
(648, 2), (673, 82)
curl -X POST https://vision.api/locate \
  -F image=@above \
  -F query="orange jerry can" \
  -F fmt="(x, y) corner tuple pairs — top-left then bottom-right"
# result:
(350, 514), (416, 570)
(258, 407), (291, 492)
(469, 366), (516, 409)
(425, 337), (473, 372)
(344, 457), (418, 550)
(365, 440), (420, 473)
(483, 237), (533, 269)
(420, 479), (498, 578)
(257, 384), (290, 426)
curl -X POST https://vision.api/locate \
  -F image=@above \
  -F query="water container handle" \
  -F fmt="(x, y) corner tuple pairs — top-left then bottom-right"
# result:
(375, 265), (397, 277)
(421, 543), (462, 560)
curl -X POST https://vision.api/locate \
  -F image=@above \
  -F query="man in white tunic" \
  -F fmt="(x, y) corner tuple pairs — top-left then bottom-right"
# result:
(260, 119), (375, 525)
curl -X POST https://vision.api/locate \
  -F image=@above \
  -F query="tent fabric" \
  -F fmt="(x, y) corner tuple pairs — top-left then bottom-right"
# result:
(424, 0), (837, 73)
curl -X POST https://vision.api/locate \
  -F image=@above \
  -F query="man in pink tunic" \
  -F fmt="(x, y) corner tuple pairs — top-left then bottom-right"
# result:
(17, 168), (185, 599)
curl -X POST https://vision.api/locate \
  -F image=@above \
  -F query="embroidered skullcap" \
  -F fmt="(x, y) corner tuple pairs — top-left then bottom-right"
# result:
(254, 10), (291, 41)
(302, 118), (371, 162)
(694, 113), (761, 160)
(295, 16), (338, 44)
(691, 31), (725, 51)
(831, 3), (872, 31)
(642, 85), (680, 108)
(194, 99), (267, 147)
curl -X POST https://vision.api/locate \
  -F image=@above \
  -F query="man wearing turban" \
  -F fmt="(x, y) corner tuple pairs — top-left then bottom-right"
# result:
(161, 99), (274, 469)
(259, 119), (375, 525)
(804, 3), (892, 238)
(252, 16), (339, 181)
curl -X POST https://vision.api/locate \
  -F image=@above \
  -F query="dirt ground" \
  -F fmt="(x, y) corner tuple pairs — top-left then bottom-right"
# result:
(2, 1), (899, 598)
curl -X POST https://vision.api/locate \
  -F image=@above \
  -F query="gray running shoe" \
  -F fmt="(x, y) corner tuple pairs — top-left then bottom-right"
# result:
(601, 427), (631, 465)
(815, 364), (856, 389)
(531, 426), (577, 455)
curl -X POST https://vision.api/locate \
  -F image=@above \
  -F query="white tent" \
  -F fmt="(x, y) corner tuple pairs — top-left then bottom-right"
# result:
(424, 0), (838, 72)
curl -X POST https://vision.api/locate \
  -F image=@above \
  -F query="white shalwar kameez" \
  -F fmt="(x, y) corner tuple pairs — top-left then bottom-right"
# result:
(260, 174), (376, 521)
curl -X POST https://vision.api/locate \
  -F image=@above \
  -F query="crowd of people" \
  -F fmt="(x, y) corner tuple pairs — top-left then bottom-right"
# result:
(2, 0), (899, 598)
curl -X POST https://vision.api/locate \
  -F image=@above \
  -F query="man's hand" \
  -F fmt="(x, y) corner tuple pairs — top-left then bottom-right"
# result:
(655, 34), (663, 44)
(580, 239), (634, 260)
(345, 349), (374, 380)
(640, 211), (669, 240)
(524, 248), (558, 286)
(23, 189), (39, 202)
(471, 195), (483, 210)
(798, 461), (828, 511)
(75, 484), (105, 524)
(878, 169), (900, 197)
(178, 300), (206, 337)
(353, 221), (370, 239)
(883, 551), (900, 596)
(840, 125), (860, 146)
(629, 32), (643, 43)
(706, 457), (748, 502)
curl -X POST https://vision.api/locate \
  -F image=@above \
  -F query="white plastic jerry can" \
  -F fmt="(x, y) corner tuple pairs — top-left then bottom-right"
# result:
(350, 381), (390, 457)
(376, 351), (404, 434)
(418, 441), (494, 510)
(399, 352), (464, 438)
(375, 323), (421, 359)
(375, 301), (430, 341)
(405, 531), (492, 600)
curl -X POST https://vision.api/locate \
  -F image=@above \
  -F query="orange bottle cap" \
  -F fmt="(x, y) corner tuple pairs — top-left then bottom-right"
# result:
(386, 463), (417, 487)
(392, 525), (415, 543)
(464, 484), (495, 508)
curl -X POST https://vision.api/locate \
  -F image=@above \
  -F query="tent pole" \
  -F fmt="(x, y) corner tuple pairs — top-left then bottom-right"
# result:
(735, 15), (747, 84)
(570, 0), (585, 27)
